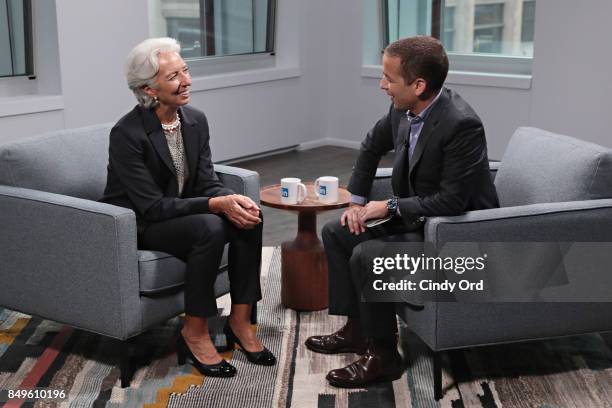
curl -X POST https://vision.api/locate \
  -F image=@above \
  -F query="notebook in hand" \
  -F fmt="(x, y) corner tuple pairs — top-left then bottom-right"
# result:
(365, 216), (393, 228)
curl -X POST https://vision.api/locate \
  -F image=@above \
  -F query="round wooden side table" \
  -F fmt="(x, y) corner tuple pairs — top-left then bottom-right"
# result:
(260, 182), (351, 311)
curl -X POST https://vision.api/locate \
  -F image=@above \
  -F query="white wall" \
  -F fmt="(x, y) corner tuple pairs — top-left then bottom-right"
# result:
(54, 0), (147, 129)
(529, 0), (612, 142)
(327, 0), (612, 161)
(0, 0), (64, 144)
(445, 85), (531, 158)
(1, 0), (611, 162)
(0, 0), (146, 142)
(326, 0), (389, 151)
(449, 0), (612, 158)
(0, 0), (328, 162)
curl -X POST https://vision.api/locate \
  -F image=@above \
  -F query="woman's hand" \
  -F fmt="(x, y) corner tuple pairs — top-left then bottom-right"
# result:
(209, 195), (262, 229)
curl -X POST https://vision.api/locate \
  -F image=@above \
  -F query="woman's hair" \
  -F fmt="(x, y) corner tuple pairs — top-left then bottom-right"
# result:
(125, 37), (181, 108)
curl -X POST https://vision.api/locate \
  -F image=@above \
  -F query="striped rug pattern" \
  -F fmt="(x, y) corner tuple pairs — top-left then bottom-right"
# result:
(167, 247), (290, 408)
(0, 248), (279, 408)
(1, 247), (612, 407)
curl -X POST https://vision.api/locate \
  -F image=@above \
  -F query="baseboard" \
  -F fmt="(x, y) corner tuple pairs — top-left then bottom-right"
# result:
(296, 138), (327, 151)
(218, 145), (298, 165)
(298, 138), (361, 151)
(326, 138), (361, 150)
(220, 138), (361, 164)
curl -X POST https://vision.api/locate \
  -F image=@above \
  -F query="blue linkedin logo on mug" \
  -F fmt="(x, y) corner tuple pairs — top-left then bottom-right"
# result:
(315, 176), (339, 203)
(280, 178), (307, 204)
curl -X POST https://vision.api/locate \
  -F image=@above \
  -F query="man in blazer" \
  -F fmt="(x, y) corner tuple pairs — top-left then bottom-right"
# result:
(305, 36), (499, 388)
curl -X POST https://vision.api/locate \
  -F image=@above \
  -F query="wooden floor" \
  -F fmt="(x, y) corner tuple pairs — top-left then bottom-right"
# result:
(232, 146), (395, 246)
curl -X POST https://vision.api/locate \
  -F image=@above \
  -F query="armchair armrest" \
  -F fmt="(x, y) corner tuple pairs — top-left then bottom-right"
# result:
(424, 199), (612, 302)
(375, 168), (392, 178)
(0, 185), (141, 339)
(425, 198), (612, 245)
(214, 164), (260, 203)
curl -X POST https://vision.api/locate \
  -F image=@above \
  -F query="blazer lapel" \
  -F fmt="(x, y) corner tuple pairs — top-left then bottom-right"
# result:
(408, 90), (449, 178)
(178, 106), (199, 191)
(391, 112), (411, 197)
(141, 107), (176, 176)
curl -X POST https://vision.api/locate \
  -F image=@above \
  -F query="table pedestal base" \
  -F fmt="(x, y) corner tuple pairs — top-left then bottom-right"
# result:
(281, 211), (329, 311)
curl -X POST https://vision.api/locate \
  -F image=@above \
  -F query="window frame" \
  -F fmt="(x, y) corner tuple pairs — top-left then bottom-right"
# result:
(146, 0), (301, 93)
(379, 0), (534, 78)
(156, 0), (277, 62)
(1, 0), (34, 78)
(442, 5), (455, 47)
(472, 2), (505, 54)
(521, 0), (535, 43)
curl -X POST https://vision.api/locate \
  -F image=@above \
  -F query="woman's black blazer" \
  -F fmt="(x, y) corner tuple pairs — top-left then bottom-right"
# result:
(100, 105), (233, 234)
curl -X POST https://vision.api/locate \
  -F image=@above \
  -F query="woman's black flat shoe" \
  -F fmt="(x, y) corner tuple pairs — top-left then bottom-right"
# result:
(176, 334), (237, 377)
(224, 321), (276, 366)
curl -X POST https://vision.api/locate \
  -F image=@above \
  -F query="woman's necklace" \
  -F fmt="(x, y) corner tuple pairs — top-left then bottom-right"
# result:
(161, 113), (180, 132)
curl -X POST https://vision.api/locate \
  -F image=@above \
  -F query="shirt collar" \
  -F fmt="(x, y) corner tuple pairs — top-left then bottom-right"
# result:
(408, 88), (443, 121)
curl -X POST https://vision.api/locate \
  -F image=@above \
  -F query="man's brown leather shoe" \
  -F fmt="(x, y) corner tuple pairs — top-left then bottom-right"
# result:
(325, 340), (404, 388)
(305, 319), (367, 354)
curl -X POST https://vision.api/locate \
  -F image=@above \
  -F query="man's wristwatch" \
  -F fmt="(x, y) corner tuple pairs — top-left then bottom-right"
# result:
(386, 197), (399, 217)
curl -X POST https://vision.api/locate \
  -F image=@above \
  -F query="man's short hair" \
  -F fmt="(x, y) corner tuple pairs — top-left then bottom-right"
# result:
(384, 36), (449, 99)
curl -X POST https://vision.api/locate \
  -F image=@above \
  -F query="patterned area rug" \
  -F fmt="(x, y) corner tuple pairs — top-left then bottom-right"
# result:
(1, 247), (612, 407)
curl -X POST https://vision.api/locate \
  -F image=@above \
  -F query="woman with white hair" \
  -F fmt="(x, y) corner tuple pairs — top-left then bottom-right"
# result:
(101, 37), (275, 377)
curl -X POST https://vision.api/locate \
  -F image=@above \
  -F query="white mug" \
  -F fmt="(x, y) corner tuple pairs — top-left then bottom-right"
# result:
(315, 176), (339, 203)
(280, 177), (307, 204)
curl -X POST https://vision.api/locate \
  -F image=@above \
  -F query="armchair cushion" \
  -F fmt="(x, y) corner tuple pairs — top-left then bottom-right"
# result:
(0, 123), (113, 201)
(138, 251), (185, 295)
(138, 247), (228, 295)
(494, 127), (612, 207)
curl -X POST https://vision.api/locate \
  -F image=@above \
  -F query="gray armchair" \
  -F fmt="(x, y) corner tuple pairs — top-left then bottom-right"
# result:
(369, 127), (612, 400)
(0, 123), (260, 386)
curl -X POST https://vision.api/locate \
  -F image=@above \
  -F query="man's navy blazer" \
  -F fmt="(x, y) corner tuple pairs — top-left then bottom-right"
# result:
(100, 105), (233, 234)
(348, 87), (499, 220)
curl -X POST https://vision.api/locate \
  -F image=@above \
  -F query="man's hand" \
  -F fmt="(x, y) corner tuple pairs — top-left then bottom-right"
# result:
(359, 200), (389, 224)
(209, 194), (262, 229)
(340, 204), (366, 235)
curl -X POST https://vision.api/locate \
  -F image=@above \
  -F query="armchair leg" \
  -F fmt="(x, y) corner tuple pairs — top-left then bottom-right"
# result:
(433, 351), (442, 400)
(120, 340), (133, 388)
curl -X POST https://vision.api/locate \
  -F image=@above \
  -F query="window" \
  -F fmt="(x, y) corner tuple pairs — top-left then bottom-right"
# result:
(0, 0), (33, 77)
(383, 0), (432, 45)
(521, 0), (535, 55)
(442, 6), (455, 49)
(383, 0), (536, 58)
(473, 3), (504, 53)
(148, 0), (276, 60)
